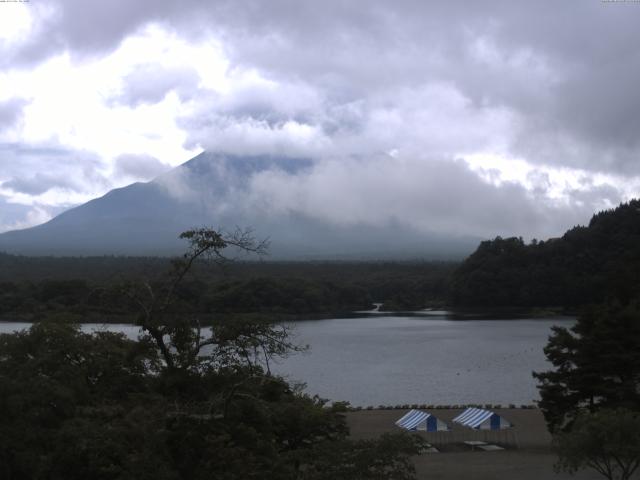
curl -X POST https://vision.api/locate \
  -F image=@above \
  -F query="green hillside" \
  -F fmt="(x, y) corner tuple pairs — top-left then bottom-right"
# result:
(450, 200), (640, 308)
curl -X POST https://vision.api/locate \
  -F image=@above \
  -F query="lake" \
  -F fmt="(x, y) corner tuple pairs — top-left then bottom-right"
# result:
(0, 313), (572, 406)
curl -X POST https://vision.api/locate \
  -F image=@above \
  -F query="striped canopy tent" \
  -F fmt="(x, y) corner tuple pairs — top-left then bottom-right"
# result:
(452, 408), (512, 430)
(395, 409), (450, 432)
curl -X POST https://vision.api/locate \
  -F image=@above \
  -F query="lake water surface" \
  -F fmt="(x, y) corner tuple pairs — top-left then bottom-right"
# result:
(0, 314), (572, 406)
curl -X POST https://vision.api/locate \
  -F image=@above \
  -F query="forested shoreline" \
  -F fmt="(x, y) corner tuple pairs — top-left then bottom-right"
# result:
(3, 200), (640, 322)
(450, 200), (640, 308)
(0, 257), (455, 322)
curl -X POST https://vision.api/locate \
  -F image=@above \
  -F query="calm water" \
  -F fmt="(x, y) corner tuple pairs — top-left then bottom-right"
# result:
(0, 314), (572, 406)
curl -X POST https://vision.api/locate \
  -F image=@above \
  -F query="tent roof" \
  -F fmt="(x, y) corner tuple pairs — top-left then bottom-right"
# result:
(452, 407), (509, 429)
(395, 409), (450, 431)
(396, 409), (430, 430)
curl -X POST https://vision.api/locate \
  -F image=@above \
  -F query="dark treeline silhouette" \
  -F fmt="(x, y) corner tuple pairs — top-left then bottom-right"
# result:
(450, 200), (640, 308)
(0, 257), (455, 320)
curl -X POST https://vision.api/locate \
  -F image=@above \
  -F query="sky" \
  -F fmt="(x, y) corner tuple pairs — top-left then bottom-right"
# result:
(1, 0), (639, 240)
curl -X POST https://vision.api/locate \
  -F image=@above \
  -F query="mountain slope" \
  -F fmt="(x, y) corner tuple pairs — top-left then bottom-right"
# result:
(0, 152), (478, 258)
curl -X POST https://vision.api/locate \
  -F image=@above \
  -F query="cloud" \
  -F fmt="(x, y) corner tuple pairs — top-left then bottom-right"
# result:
(8, 2), (640, 176)
(198, 1), (640, 176)
(0, 142), (110, 204)
(0, 193), (65, 233)
(2, 1), (640, 240)
(2, 173), (79, 195)
(0, 98), (28, 132)
(183, 116), (330, 159)
(113, 153), (171, 180)
(0, 194), (33, 233)
(246, 154), (619, 240)
(110, 64), (200, 106)
(179, 79), (514, 162)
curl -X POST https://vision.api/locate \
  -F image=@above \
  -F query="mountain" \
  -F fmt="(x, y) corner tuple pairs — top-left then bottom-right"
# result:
(450, 199), (640, 307)
(0, 152), (478, 259)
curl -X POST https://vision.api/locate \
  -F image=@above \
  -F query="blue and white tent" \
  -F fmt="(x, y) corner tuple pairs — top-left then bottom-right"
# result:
(452, 408), (512, 430)
(395, 409), (450, 432)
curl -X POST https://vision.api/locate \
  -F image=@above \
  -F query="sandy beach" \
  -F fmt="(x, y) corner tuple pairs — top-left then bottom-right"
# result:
(346, 408), (606, 480)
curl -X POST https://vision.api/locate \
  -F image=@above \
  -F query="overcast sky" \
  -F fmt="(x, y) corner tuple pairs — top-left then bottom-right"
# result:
(1, 0), (639, 239)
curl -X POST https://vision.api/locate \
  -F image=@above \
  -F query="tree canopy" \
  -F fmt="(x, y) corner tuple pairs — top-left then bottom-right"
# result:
(450, 199), (640, 308)
(0, 228), (425, 479)
(0, 256), (455, 321)
(554, 408), (640, 480)
(533, 302), (640, 432)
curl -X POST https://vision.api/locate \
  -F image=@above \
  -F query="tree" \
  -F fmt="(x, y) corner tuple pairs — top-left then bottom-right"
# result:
(554, 409), (640, 480)
(450, 200), (640, 308)
(0, 228), (425, 480)
(533, 302), (640, 432)
(297, 433), (424, 480)
(122, 227), (292, 373)
(0, 320), (161, 480)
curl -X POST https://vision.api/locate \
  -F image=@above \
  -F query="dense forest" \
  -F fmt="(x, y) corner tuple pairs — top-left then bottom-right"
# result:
(0, 256), (455, 321)
(450, 200), (640, 308)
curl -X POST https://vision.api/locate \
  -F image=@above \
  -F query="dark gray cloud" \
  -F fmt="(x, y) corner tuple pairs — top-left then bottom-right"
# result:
(110, 64), (200, 107)
(114, 153), (171, 180)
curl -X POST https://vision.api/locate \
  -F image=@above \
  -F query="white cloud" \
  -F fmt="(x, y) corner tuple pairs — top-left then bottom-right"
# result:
(113, 153), (171, 181)
(246, 154), (615, 240)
